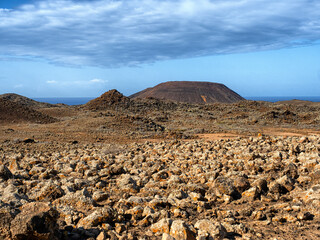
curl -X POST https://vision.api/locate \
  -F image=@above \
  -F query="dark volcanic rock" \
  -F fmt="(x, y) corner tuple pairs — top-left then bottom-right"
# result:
(130, 81), (244, 104)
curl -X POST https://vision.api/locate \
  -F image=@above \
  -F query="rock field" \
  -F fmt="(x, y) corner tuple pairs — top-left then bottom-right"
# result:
(1, 135), (320, 239)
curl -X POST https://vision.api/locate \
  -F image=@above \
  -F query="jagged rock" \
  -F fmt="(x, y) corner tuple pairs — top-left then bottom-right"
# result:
(169, 220), (195, 240)
(117, 174), (140, 193)
(276, 175), (295, 192)
(77, 207), (116, 228)
(242, 187), (260, 202)
(194, 219), (227, 240)
(303, 185), (320, 207)
(269, 182), (288, 195)
(92, 190), (109, 202)
(0, 164), (13, 181)
(234, 176), (250, 193)
(150, 218), (173, 234)
(253, 179), (268, 194)
(31, 181), (65, 202)
(213, 176), (238, 199)
(1, 184), (29, 207)
(52, 188), (95, 213)
(0, 201), (19, 239)
(10, 202), (60, 240)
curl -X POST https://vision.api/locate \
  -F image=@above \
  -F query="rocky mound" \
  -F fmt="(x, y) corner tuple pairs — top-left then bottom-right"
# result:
(0, 93), (54, 108)
(130, 81), (245, 104)
(0, 98), (57, 124)
(85, 89), (130, 110)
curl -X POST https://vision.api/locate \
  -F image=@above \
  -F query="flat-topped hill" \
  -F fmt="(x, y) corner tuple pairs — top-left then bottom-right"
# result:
(130, 81), (244, 104)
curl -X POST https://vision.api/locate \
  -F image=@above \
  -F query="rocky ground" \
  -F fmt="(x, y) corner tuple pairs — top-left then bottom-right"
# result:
(0, 93), (320, 239)
(1, 135), (320, 239)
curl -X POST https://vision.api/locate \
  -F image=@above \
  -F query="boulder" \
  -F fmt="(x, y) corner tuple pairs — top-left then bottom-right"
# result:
(10, 202), (60, 240)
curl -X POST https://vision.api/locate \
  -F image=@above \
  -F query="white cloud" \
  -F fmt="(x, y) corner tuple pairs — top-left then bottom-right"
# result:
(0, 0), (319, 67)
(47, 80), (57, 84)
(45, 79), (107, 86)
(14, 84), (23, 88)
(90, 78), (108, 83)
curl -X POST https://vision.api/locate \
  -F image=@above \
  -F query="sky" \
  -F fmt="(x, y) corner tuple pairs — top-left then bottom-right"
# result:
(0, 0), (320, 98)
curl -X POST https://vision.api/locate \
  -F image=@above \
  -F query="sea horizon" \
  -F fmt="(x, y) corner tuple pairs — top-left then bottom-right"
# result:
(33, 96), (320, 105)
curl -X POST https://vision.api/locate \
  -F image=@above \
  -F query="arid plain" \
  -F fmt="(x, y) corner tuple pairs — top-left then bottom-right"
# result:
(1, 88), (320, 240)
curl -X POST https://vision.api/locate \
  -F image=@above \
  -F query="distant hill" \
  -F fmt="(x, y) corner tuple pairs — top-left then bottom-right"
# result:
(0, 98), (57, 124)
(130, 81), (245, 104)
(85, 89), (130, 110)
(0, 93), (54, 108)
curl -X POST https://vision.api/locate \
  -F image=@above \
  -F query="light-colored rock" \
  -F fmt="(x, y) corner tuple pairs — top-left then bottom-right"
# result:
(150, 218), (173, 234)
(194, 219), (227, 240)
(162, 233), (176, 240)
(77, 207), (116, 228)
(242, 187), (260, 202)
(169, 220), (196, 240)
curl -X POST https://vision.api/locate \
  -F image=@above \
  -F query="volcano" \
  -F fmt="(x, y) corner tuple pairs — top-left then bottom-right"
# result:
(130, 81), (244, 104)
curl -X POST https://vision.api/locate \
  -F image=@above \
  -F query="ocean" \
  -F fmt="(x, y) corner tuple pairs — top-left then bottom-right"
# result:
(34, 97), (94, 105)
(33, 96), (320, 105)
(245, 96), (320, 102)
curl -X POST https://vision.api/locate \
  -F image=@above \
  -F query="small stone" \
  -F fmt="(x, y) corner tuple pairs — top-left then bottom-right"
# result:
(115, 223), (126, 234)
(253, 179), (268, 194)
(150, 218), (173, 234)
(194, 219), (227, 240)
(297, 212), (314, 221)
(169, 220), (196, 240)
(298, 137), (308, 143)
(234, 176), (250, 193)
(127, 206), (144, 219)
(96, 231), (108, 240)
(213, 176), (238, 199)
(92, 191), (109, 202)
(77, 207), (116, 228)
(269, 182), (287, 195)
(242, 187), (260, 202)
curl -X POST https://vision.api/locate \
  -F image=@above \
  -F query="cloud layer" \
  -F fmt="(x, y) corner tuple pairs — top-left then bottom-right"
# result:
(0, 0), (319, 67)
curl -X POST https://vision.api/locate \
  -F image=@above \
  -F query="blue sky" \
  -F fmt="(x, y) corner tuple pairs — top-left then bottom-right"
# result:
(0, 0), (320, 98)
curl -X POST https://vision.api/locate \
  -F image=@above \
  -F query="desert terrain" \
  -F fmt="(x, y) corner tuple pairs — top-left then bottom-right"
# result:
(1, 89), (320, 240)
